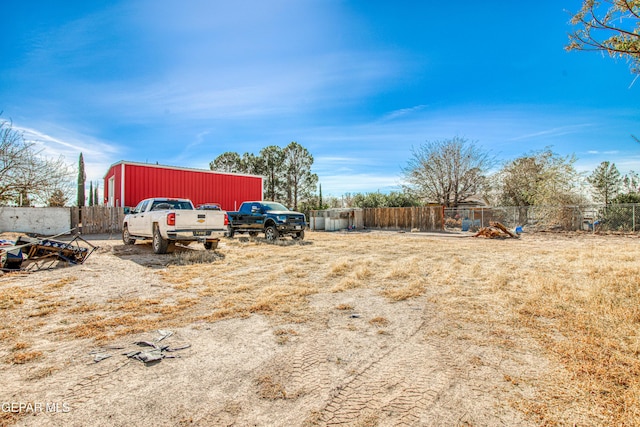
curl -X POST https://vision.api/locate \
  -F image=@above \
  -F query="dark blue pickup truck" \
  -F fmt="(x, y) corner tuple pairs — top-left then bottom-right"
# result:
(226, 201), (307, 241)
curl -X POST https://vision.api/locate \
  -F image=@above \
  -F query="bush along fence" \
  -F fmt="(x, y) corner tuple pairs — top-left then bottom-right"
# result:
(444, 204), (640, 233)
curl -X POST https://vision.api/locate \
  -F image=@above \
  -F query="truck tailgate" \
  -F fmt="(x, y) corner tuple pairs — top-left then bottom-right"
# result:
(174, 211), (225, 231)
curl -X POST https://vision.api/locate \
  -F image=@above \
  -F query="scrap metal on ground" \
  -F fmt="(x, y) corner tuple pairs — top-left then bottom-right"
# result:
(473, 222), (520, 239)
(0, 230), (98, 272)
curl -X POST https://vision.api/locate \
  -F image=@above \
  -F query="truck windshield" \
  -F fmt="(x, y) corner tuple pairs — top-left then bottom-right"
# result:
(261, 202), (289, 212)
(151, 200), (193, 210)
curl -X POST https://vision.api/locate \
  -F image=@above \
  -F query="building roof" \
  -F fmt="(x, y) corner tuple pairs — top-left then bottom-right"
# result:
(104, 160), (264, 180)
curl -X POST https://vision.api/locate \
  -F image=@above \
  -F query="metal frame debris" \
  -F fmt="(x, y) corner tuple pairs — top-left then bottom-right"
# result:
(0, 229), (98, 272)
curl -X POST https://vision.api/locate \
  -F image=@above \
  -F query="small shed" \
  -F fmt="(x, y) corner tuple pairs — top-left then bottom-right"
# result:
(103, 161), (263, 211)
(310, 208), (364, 231)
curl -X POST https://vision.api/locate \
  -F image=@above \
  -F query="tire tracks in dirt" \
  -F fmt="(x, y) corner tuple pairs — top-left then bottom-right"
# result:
(315, 319), (459, 426)
(253, 301), (533, 426)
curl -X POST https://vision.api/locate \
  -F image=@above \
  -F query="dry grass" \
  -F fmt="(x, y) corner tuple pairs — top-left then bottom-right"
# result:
(273, 328), (298, 344)
(8, 350), (43, 365)
(3, 231), (640, 425)
(256, 375), (287, 400)
(11, 341), (30, 351)
(368, 316), (389, 327)
(0, 287), (40, 309)
(512, 246), (640, 425)
(167, 250), (225, 266)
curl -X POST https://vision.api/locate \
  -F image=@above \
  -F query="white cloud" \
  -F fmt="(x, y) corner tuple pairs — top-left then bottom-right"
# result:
(509, 123), (594, 142)
(380, 105), (428, 122)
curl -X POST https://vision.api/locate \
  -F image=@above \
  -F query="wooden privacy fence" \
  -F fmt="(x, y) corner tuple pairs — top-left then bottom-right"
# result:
(71, 206), (125, 234)
(362, 206), (444, 232)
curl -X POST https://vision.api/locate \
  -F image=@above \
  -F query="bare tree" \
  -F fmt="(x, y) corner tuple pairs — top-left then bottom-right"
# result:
(0, 118), (74, 206)
(0, 118), (32, 204)
(402, 137), (492, 207)
(567, 0), (640, 74)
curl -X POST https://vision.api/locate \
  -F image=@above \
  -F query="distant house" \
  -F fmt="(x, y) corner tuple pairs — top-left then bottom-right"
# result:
(103, 161), (263, 211)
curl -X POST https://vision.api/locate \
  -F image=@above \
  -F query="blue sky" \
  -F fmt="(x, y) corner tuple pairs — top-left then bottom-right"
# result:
(2, 1), (639, 197)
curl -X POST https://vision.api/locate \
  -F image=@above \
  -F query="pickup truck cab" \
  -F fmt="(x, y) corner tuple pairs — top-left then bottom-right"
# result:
(227, 201), (306, 241)
(122, 197), (226, 254)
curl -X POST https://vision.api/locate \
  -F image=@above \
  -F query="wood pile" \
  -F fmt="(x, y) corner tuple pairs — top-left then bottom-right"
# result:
(473, 222), (518, 239)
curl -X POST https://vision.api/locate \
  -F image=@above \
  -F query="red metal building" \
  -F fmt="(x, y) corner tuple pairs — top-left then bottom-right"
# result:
(103, 161), (263, 211)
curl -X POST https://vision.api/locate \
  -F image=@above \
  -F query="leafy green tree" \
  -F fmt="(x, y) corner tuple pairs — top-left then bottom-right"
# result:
(88, 181), (94, 206)
(240, 152), (262, 175)
(349, 191), (422, 208)
(351, 192), (388, 208)
(209, 142), (319, 209)
(587, 161), (621, 204)
(611, 192), (640, 203)
(209, 152), (244, 173)
(283, 142), (318, 211)
(385, 191), (423, 207)
(622, 171), (640, 193)
(493, 149), (584, 223)
(402, 137), (492, 207)
(258, 145), (285, 201)
(495, 149), (582, 205)
(48, 189), (67, 207)
(567, 0), (640, 74)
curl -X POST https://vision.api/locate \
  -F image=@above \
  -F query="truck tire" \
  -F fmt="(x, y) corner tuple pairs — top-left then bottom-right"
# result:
(122, 226), (136, 245)
(293, 230), (305, 240)
(204, 239), (219, 250)
(226, 225), (235, 238)
(265, 225), (279, 242)
(152, 226), (174, 254)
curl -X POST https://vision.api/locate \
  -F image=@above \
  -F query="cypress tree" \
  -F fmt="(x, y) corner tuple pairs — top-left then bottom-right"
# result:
(77, 153), (86, 207)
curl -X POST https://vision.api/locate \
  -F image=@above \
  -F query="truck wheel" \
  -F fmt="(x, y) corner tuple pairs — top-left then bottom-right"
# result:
(293, 230), (305, 240)
(226, 225), (235, 238)
(204, 239), (219, 250)
(265, 225), (279, 242)
(152, 227), (173, 254)
(122, 226), (136, 245)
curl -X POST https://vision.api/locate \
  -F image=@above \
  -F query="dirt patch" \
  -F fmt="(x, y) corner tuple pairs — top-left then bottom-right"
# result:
(1, 231), (639, 426)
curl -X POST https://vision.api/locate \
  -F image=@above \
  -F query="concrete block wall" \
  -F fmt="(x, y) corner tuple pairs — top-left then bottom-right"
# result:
(0, 207), (71, 236)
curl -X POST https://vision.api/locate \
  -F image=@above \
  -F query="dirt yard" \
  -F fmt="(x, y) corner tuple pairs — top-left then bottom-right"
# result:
(1, 230), (639, 426)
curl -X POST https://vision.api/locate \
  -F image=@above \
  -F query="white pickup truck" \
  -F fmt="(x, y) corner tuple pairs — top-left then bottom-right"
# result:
(122, 197), (227, 254)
